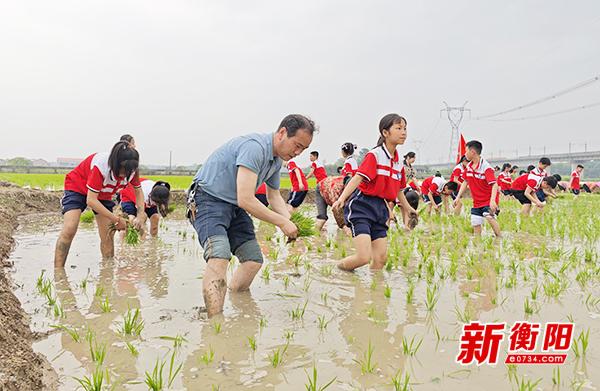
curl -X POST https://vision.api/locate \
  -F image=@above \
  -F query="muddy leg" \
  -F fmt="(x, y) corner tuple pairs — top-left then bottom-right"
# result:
(203, 258), (229, 317)
(230, 261), (261, 291)
(54, 209), (81, 268)
(96, 213), (115, 258)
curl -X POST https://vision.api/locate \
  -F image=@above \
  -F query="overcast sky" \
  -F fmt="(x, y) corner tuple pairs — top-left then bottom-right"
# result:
(1, 1), (599, 167)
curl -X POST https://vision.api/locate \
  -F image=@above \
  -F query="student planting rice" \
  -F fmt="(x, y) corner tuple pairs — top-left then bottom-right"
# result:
(569, 164), (584, 195)
(188, 114), (315, 317)
(285, 158), (309, 212)
(332, 113), (417, 271)
(54, 141), (145, 267)
(497, 163), (513, 196)
(510, 170), (558, 215)
(420, 175), (458, 215)
(305, 151), (329, 231)
(340, 142), (358, 184)
(453, 140), (501, 237)
(449, 155), (468, 215)
(403, 152), (419, 193)
(120, 179), (171, 237)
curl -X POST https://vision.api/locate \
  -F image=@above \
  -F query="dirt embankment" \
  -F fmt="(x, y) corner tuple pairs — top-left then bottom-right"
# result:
(0, 182), (60, 391)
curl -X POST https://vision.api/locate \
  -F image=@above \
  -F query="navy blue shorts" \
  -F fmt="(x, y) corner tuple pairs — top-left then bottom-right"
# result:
(192, 188), (262, 263)
(61, 190), (115, 215)
(287, 190), (307, 208)
(422, 193), (442, 206)
(344, 191), (389, 240)
(470, 206), (500, 226)
(536, 189), (546, 202)
(121, 201), (158, 218)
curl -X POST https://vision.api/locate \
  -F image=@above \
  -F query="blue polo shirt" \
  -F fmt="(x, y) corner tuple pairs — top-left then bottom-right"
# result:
(193, 133), (282, 205)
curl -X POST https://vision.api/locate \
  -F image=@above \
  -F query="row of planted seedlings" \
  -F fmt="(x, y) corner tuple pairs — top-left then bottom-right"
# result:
(35, 267), (189, 391)
(390, 195), (599, 389)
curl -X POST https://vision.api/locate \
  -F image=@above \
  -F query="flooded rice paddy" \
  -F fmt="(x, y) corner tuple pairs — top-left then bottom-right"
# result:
(7, 195), (600, 390)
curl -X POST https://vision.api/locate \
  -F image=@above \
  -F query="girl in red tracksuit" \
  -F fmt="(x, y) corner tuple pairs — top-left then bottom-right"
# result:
(333, 114), (416, 271)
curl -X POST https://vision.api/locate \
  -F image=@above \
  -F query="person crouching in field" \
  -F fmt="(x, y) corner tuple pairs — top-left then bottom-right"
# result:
(120, 179), (171, 237)
(449, 156), (468, 215)
(333, 114), (417, 271)
(453, 140), (501, 237)
(305, 151), (329, 231)
(285, 159), (308, 213)
(420, 175), (458, 215)
(54, 141), (146, 267)
(510, 171), (558, 215)
(189, 114), (314, 317)
(569, 165), (584, 196)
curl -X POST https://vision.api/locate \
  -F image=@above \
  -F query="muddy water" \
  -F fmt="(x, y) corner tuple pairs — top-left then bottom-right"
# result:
(8, 213), (600, 390)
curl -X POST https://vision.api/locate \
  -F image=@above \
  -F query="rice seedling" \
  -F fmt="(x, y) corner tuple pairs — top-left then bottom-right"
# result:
(290, 212), (317, 237)
(99, 296), (111, 313)
(384, 284), (392, 299)
(119, 308), (144, 336)
(584, 293), (600, 310)
(289, 301), (308, 320)
(74, 366), (108, 391)
(303, 278), (312, 292)
(259, 317), (267, 330)
(317, 315), (330, 331)
(523, 297), (538, 316)
(35, 270), (46, 292)
(45, 290), (57, 306)
(572, 328), (590, 357)
(353, 340), (376, 374)
(261, 264), (271, 281)
(53, 302), (65, 318)
(283, 275), (290, 289)
(145, 359), (165, 391)
(320, 264), (333, 277)
(514, 375), (542, 391)
(268, 343), (289, 368)
(454, 305), (473, 323)
(284, 330), (295, 342)
(406, 281), (415, 304)
(94, 285), (104, 298)
(89, 339), (107, 365)
(200, 346), (215, 365)
(552, 366), (561, 386)
(159, 334), (188, 349)
(268, 247), (280, 260)
(247, 336), (257, 352)
(401, 335), (423, 356)
(304, 363), (337, 391)
(530, 284), (539, 301)
(166, 350), (183, 387)
(126, 341), (139, 357)
(321, 292), (328, 305)
(425, 284), (439, 311)
(212, 322), (222, 334)
(391, 370), (411, 391)
(125, 225), (141, 245)
(85, 328), (95, 344)
(80, 210), (95, 223)
(50, 324), (80, 342)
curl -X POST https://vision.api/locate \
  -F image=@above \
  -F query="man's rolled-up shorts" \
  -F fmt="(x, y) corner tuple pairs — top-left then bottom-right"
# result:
(191, 188), (263, 263)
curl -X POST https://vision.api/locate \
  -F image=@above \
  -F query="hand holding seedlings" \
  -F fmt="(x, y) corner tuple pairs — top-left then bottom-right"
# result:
(112, 216), (128, 231)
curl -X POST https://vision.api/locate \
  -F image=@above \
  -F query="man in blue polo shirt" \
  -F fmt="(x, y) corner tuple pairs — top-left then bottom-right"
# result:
(191, 114), (316, 317)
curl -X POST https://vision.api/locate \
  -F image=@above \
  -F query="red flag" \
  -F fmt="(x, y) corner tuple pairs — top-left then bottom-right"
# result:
(456, 133), (466, 164)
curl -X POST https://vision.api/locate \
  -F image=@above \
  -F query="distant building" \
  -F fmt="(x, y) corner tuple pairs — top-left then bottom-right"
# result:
(56, 157), (83, 168)
(31, 158), (49, 167)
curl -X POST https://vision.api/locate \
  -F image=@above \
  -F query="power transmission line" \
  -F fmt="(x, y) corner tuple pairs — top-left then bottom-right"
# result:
(477, 101), (600, 122)
(475, 75), (599, 120)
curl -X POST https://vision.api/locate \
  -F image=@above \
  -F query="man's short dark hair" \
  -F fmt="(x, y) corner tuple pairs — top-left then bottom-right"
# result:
(539, 157), (551, 166)
(543, 176), (558, 189)
(278, 114), (317, 137)
(577, 164), (584, 169)
(465, 140), (483, 155)
(552, 174), (562, 182)
(310, 151), (319, 158)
